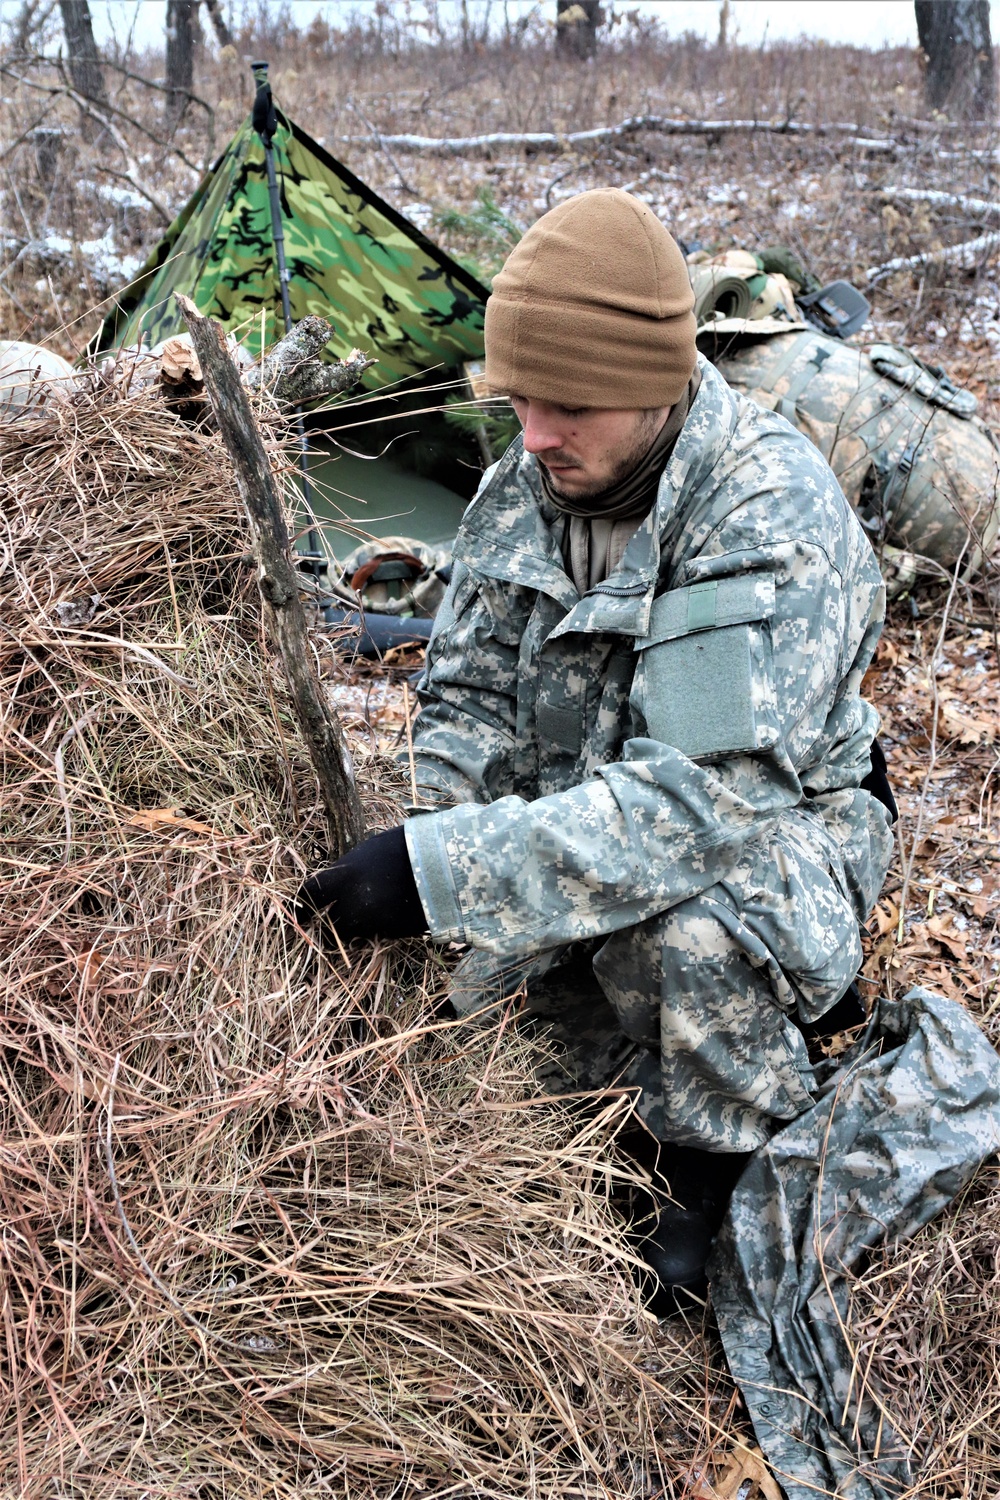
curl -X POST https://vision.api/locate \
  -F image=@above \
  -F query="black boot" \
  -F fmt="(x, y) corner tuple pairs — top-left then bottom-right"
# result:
(637, 1144), (752, 1317)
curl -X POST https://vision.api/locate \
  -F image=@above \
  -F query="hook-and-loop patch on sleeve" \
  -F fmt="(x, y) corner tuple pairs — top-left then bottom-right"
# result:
(632, 572), (780, 761)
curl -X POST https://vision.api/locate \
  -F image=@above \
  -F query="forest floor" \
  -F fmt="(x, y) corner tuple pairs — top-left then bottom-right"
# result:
(2, 11), (1000, 1494)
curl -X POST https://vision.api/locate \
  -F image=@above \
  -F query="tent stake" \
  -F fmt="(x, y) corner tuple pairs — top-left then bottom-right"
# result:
(252, 60), (324, 575)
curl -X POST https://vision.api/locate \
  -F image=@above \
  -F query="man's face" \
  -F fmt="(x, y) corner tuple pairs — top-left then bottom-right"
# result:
(509, 396), (670, 500)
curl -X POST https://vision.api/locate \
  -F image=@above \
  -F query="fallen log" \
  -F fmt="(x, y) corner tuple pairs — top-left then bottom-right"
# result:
(177, 293), (365, 857)
(867, 229), (1000, 281)
(339, 113), (911, 157)
(879, 186), (1000, 218)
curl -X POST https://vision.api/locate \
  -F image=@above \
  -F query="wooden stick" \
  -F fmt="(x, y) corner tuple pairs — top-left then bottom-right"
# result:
(243, 315), (375, 405)
(177, 294), (365, 857)
(402, 680), (420, 810)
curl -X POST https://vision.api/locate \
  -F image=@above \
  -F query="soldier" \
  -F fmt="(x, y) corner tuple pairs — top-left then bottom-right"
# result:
(301, 189), (896, 1311)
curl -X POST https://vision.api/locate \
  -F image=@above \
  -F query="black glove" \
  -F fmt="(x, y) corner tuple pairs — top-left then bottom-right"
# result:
(297, 825), (428, 943)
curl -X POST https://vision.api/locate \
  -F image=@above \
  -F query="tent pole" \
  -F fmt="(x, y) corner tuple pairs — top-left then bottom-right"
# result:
(252, 60), (324, 574)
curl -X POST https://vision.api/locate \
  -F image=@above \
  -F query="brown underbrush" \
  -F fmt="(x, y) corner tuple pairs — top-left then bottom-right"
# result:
(0, 379), (742, 1497)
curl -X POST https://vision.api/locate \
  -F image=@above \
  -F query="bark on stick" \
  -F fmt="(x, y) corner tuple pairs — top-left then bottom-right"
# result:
(176, 295), (365, 856)
(243, 316), (375, 405)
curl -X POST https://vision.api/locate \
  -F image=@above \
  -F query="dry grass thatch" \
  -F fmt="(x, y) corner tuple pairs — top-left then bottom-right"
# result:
(0, 376), (744, 1498)
(847, 1163), (1000, 1499)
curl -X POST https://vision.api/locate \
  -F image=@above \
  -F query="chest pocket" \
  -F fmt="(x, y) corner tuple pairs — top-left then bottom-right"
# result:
(633, 573), (779, 761)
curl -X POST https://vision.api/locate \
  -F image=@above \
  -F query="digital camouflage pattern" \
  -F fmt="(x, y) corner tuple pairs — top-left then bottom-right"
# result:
(404, 356), (894, 1150)
(711, 325), (1000, 573)
(93, 110), (488, 386)
(712, 985), (1000, 1499)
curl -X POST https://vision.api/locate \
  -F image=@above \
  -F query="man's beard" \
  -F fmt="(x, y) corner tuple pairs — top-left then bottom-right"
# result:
(540, 409), (665, 500)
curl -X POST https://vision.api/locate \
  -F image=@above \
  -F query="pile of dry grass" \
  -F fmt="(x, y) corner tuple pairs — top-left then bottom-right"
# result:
(0, 376), (740, 1497)
(846, 1162), (1000, 1499)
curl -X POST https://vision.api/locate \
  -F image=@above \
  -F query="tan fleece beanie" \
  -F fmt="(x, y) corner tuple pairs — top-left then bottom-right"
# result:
(484, 188), (697, 409)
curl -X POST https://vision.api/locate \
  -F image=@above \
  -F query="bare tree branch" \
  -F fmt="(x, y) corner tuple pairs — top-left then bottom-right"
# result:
(177, 295), (365, 857)
(244, 316), (376, 405)
(1, 60), (207, 177)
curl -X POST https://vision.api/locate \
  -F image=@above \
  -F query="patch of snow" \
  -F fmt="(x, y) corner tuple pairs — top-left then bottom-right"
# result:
(97, 183), (150, 211)
(400, 201), (434, 229)
(78, 226), (143, 289)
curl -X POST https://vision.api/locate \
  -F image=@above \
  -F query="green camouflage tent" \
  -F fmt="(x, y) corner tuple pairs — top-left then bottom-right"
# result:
(94, 107), (488, 388)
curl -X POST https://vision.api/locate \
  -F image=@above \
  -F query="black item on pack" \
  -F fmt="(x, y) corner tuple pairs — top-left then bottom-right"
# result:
(321, 605), (434, 660)
(798, 280), (871, 340)
(797, 981), (867, 1047)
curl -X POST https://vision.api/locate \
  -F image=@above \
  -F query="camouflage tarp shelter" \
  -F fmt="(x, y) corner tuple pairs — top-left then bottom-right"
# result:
(94, 107), (489, 388)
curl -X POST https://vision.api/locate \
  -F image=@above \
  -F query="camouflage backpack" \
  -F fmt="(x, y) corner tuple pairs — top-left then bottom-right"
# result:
(708, 326), (1000, 576)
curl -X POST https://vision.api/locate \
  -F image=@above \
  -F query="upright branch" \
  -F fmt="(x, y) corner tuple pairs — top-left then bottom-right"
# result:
(177, 295), (365, 857)
(202, 0), (233, 48)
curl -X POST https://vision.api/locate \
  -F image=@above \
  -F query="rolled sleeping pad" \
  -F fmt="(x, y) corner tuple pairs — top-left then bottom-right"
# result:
(689, 265), (753, 325)
(322, 606), (434, 660)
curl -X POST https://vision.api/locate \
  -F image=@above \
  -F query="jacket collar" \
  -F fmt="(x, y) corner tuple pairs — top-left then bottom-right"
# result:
(454, 357), (741, 637)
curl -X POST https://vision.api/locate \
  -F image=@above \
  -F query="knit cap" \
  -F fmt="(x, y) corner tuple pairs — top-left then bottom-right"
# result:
(484, 188), (697, 409)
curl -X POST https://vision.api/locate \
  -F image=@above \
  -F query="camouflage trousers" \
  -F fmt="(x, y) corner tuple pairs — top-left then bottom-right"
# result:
(450, 816), (869, 1153)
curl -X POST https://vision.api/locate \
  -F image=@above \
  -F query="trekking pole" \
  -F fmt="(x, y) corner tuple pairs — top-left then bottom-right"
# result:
(251, 60), (325, 575)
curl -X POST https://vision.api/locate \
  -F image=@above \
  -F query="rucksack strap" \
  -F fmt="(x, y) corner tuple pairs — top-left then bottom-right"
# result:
(755, 331), (836, 421)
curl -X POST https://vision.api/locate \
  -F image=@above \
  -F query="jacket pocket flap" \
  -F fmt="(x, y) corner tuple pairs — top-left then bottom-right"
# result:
(636, 573), (775, 648)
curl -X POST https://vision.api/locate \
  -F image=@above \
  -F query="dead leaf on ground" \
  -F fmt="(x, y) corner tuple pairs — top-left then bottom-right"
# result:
(690, 1442), (784, 1500)
(74, 948), (106, 989)
(873, 899), (900, 936)
(911, 914), (969, 963)
(937, 698), (997, 746)
(126, 806), (217, 836)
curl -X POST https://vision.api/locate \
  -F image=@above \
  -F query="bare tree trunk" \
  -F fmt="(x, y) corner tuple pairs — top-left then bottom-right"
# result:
(176, 296), (365, 858)
(202, 0), (233, 49)
(556, 1), (602, 60)
(915, 0), (995, 119)
(165, 0), (197, 126)
(57, 0), (108, 137)
(718, 0), (731, 50)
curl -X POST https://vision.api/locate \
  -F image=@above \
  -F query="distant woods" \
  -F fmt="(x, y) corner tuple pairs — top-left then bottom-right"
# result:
(38, 0), (1000, 129)
(915, 0), (995, 119)
(53, 0), (232, 132)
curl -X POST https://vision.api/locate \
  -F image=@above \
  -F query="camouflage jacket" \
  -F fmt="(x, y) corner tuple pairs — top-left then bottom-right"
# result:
(403, 356), (892, 962)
